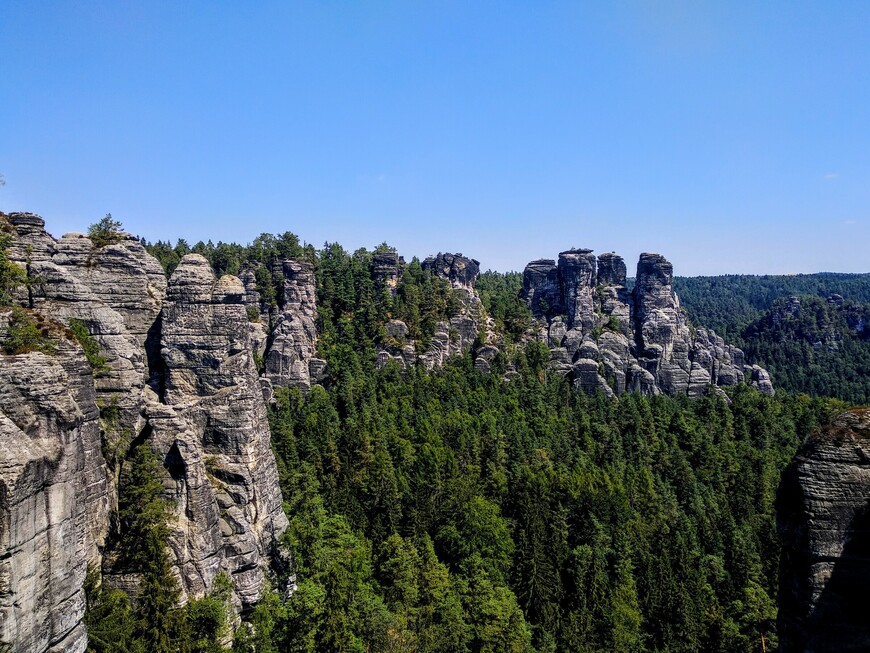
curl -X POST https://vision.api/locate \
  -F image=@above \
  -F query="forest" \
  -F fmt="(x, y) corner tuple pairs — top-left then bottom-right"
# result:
(674, 275), (870, 404)
(65, 234), (851, 652)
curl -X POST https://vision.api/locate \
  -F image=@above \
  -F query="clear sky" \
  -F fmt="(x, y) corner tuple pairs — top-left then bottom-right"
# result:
(1, 1), (868, 275)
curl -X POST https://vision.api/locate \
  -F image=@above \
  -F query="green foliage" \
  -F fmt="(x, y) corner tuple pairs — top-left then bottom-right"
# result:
(674, 272), (870, 340)
(476, 271), (533, 342)
(68, 318), (108, 370)
(243, 345), (836, 652)
(86, 443), (233, 653)
(143, 231), (309, 278)
(89, 214), (124, 248)
(676, 274), (870, 402)
(0, 222), (26, 305)
(1, 307), (56, 355)
(740, 295), (870, 403)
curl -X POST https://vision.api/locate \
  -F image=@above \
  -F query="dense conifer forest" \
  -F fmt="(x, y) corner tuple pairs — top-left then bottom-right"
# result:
(674, 275), (870, 404)
(63, 236), (836, 652)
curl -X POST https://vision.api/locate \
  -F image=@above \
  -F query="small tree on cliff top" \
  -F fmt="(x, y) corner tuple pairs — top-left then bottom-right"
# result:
(88, 213), (124, 248)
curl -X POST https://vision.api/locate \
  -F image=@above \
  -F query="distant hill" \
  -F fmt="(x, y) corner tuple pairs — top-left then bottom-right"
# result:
(673, 273), (870, 340)
(675, 274), (870, 403)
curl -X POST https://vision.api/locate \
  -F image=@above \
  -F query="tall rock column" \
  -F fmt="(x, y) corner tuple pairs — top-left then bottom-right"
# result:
(633, 253), (696, 395)
(262, 259), (323, 392)
(777, 409), (870, 652)
(145, 254), (288, 608)
(557, 249), (597, 332)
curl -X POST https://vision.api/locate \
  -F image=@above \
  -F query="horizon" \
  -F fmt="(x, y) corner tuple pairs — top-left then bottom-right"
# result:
(9, 208), (868, 280)
(2, 2), (869, 276)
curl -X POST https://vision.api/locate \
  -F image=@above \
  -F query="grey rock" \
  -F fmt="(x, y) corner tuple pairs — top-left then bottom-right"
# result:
(371, 250), (404, 292)
(777, 409), (870, 652)
(259, 260), (319, 391)
(0, 312), (108, 653)
(523, 259), (562, 318)
(152, 254), (289, 608)
(422, 252), (480, 288)
(557, 249), (597, 331)
(521, 249), (774, 398)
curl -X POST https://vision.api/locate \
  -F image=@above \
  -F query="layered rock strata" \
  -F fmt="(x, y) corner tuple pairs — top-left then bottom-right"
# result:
(147, 255), (289, 607)
(523, 249), (773, 397)
(777, 409), (870, 652)
(239, 260), (325, 394)
(0, 311), (108, 653)
(0, 214), (290, 650)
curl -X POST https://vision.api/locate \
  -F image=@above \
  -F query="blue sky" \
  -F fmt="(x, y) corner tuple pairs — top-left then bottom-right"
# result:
(1, 1), (868, 275)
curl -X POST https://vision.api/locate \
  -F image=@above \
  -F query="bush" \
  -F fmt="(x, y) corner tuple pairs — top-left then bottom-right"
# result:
(1, 307), (55, 355)
(89, 214), (124, 248)
(0, 230), (26, 306)
(68, 318), (108, 370)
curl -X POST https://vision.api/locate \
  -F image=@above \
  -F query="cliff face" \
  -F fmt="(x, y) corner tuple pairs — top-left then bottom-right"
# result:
(0, 214), (289, 651)
(239, 259), (325, 395)
(147, 255), (288, 607)
(777, 409), (870, 652)
(523, 250), (773, 398)
(0, 311), (107, 653)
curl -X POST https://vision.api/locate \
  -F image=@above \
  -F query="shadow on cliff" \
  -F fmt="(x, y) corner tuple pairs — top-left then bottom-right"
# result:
(777, 463), (870, 652)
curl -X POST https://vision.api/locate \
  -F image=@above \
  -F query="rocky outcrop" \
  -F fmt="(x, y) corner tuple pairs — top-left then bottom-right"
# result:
(4, 213), (166, 485)
(371, 249), (404, 293)
(239, 259), (325, 394)
(523, 249), (773, 398)
(0, 215), (291, 650)
(0, 311), (108, 653)
(777, 409), (870, 652)
(377, 253), (496, 371)
(146, 255), (288, 608)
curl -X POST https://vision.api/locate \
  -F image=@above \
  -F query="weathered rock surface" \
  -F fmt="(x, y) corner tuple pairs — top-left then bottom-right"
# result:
(371, 249), (404, 293)
(0, 311), (108, 653)
(1, 215), (291, 650)
(147, 255), (289, 607)
(523, 249), (773, 397)
(777, 409), (870, 652)
(240, 259), (324, 393)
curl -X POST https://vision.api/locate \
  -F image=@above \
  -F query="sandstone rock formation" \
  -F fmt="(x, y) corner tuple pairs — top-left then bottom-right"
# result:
(0, 311), (108, 653)
(0, 214), (290, 651)
(777, 409), (870, 652)
(239, 259), (325, 394)
(375, 253), (497, 371)
(146, 255), (289, 608)
(523, 249), (773, 398)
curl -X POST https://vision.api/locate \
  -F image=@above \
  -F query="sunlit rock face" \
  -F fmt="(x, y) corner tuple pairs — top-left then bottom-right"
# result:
(148, 254), (289, 608)
(522, 249), (773, 398)
(0, 312), (107, 653)
(777, 409), (870, 653)
(0, 215), (291, 651)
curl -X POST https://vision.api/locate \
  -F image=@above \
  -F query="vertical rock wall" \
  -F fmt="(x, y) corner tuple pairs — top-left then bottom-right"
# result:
(777, 409), (870, 652)
(0, 215), (290, 651)
(149, 255), (289, 607)
(0, 314), (107, 653)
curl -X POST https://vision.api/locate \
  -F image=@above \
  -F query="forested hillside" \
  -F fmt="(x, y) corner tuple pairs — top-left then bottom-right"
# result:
(740, 295), (870, 404)
(674, 274), (870, 403)
(251, 356), (834, 653)
(94, 234), (855, 652)
(673, 273), (870, 340)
